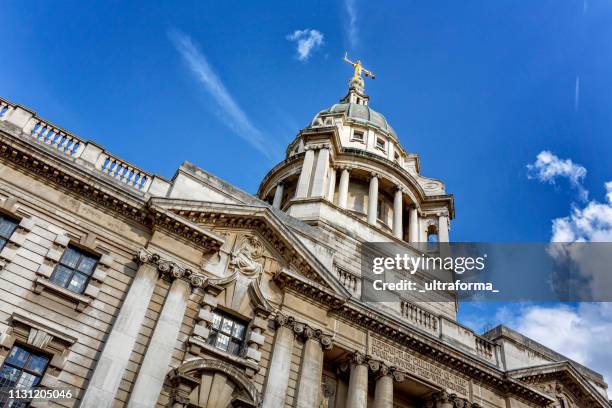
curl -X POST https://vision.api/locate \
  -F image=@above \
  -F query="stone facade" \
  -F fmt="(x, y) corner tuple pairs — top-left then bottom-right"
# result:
(0, 81), (609, 408)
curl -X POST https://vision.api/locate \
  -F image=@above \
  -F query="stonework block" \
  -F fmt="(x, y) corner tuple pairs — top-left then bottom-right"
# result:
(193, 324), (210, 339)
(36, 262), (55, 278)
(53, 234), (70, 248)
(197, 308), (214, 324)
(91, 267), (107, 282)
(248, 331), (265, 346)
(0, 246), (18, 264)
(252, 316), (268, 331)
(45, 248), (63, 263)
(201, 293), (218, 308)
(245, 347), (262, 362)
(99, 253), (113, 268)
(18, 217), (35, 232)
(84, 283), (100, 298)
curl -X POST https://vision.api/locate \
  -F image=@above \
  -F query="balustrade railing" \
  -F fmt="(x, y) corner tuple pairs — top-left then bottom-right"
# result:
(96, 153), (151, 191)
(29, 119), (85, 157)
(475, 336), (495, 361)
(336, 267), (360, 294)
(0, 98), (153, 193)
(401, 300), (439, 334)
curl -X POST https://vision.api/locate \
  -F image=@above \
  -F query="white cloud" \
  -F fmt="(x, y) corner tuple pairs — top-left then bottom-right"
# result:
(344, 0), (358, 48)
(286, 29), (324, 61)
(527, 150), (588, 200)
(551, 182), (612, 242)
(497, 303), (612, 387)
(168, 29), (272, 157)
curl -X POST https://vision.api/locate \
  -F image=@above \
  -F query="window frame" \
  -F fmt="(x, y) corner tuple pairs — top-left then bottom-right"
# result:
(0, 345), (50, 406)
(0, 214), (19, 253)
(375, 137), (386, 151)
(206, 310), (248, 357)
(49, 245), (99, 295)
(351, 130), (365, 143)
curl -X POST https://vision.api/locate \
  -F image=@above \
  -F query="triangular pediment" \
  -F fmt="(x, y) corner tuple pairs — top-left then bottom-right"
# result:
(149, 197), (351, 299)
(509, 362), (610, 408)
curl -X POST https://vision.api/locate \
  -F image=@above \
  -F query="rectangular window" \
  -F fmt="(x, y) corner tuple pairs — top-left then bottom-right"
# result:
(0, 215), (18, 252)
(351, 131), (364, 142)
(50, 245), (98, 294)
(0, 345), (49, 407)
(206, 311), (247, 356)
(376, 137), (386, 151)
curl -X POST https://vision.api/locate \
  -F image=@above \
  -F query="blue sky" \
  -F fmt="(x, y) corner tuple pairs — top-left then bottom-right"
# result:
(2, 0), (612, 384)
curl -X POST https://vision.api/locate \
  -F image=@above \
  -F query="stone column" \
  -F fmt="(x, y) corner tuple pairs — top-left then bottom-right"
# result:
(368, 174), (379, 225)
(80, 250), (159, 408)
(295, 329), (333, 408)
(272, 183), (284, 209)
(408, 206), (419, 243)
(393, 187), (403, 239)
(127, 276), (191, 408)
(346, 353), (368, 408)
(337, 168), (350, 209)
(311, 147), (330, 197)
(262, 315), (296, 408)
(327, 167), (337, 202)
(438, 214), (450, 242)
(373, 370), (393, 408)
(425, 391), (454, 408)
(295, 148), (316, 198)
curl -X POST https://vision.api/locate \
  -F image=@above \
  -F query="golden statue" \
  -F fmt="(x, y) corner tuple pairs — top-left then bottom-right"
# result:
(343, 52), (376, 81)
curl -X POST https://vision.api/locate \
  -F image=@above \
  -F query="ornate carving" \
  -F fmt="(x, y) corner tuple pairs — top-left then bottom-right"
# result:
(230, 235), (265, 277)
(136, 248), (209, 292)
(274, 312), (334, 350)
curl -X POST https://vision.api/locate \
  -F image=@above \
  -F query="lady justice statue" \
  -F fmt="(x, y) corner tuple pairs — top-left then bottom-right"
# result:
(343, 52), (376, 93)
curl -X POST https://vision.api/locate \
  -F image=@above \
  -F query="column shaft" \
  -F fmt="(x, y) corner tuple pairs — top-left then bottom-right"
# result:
(262, 325), (295, 408)
(438, 215), (450, 242)
(295, 338), (324, 408)
(346, 363), (368, 408)
(393, 189), (403, 239)
(373, 375), (393, 408)
(337, 169), (350, 209)
(127, 278), (191, 408)
(295, 149), (316, 198)
(368, 175), (379, 225)
(310, 147), (330, 197)
(408, 206), (419, 243)
(80, 262), (158, 408)
(272, 183), (284, 209)
(327, 167), (337, 202)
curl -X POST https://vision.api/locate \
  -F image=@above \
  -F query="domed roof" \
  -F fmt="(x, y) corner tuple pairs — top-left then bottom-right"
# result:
(311, 102), (398, 139)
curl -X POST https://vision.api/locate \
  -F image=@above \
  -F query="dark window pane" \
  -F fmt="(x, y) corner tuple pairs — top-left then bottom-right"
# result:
(215, 333), (230, 351)
(16, 371), (37, 388)
(0, 217), (17, 239)
(0, 238), (7, 251)
(77, 256), (97, 275)
(25, 355), (48, 376)
(68, 273), (88, 293)
(50, 265), (73, 288)
(220, 319), (233, 335)
(60, 247), (80, 268)
(228, 340), (241, 355)
(0, 366), (20, 388)
(5, 347), (29, 368)
(232, 323), (245, 339)
(211, 313), (222, 330)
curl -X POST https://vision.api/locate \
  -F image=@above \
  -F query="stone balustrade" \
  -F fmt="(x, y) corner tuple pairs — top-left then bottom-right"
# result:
(400, 300), (439, 335)
(0, 97), (162, 194)
(475, 336), (495, 361)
